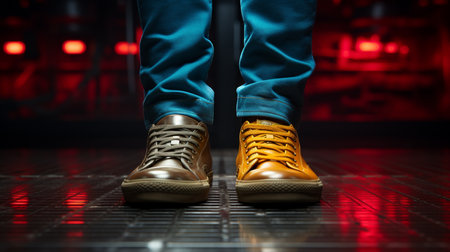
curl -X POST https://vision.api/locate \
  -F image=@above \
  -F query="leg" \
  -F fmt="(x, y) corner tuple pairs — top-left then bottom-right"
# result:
(237, 0), (316, 124)
(138, 0), (214, 129)
(235, 0), (322, 203)
(122, 0), (214, 203)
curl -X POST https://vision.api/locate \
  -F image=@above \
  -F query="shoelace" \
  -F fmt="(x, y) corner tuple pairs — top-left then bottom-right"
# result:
(141, 124), (204, 170)
(242, 123), (298, 167)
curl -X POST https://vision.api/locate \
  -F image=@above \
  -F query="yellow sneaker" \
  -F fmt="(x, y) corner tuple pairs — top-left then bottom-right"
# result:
(236, 119), (322, 203)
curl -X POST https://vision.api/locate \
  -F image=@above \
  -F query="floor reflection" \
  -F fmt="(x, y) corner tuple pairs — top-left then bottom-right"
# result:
(11, 184), (29, 225)
(236, 206), (323, 251)
(62, 185), (88, 239)
(0, 149), (448, 250)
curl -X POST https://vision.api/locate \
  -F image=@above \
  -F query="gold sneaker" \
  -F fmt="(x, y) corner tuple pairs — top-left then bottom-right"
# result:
(236, 119), (322, 203)
(121, 115), (212, 203)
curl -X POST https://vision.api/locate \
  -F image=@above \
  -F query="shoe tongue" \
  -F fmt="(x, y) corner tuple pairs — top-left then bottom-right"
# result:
(255, 119), (283, 126)
(157, 115), (199, 125)
(252, 119), (283, 140)
(156, 115), (199, 146)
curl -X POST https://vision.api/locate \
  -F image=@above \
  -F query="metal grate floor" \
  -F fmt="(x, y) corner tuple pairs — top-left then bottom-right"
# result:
(0, 149), (449, 251)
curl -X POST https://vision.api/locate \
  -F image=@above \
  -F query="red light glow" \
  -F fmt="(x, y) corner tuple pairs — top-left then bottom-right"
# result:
(62, 40), (86, 54)
(114, 42), (138, 55)
(385, 42), (399, 54)
(11, 185), (29, 225)
(62, 187), (87, 225)
(400, 45), (410, 55)
(11, 188), (29, 209)
(4, 41), (26, 55)
(67, 231), (84, 237)
(339, 35), (352, 59)
(357, 41), (382, 52)
(65, 189), (87, 209)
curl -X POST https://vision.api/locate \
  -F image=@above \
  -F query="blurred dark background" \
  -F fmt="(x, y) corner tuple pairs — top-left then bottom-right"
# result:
(1, 0), (449, 149)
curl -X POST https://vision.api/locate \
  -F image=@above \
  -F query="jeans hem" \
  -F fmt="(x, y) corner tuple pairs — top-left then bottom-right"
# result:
(236, 96), (295, 124)
(144, 99), (214, 130)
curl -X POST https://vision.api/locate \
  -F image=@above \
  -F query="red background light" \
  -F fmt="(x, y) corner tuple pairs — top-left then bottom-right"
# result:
(62, 40), (86, 54)
(385, 42), (399, 54)
(114, 42), (138, 55)
(0, 1), (447, 128)
(400, 45), (410, 54)
(3, 41), (26, 55)
(357, 41), (382, 52)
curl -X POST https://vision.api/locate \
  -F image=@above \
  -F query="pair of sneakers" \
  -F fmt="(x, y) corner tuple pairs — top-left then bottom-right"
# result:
(121, 115), (322, 204)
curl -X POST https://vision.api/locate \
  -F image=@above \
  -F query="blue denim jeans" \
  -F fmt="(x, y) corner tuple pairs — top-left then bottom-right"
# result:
(138, 0), (316, 129)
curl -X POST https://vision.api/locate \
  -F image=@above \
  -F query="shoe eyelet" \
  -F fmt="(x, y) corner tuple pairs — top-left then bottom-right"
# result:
(246, 161), (249, 165)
